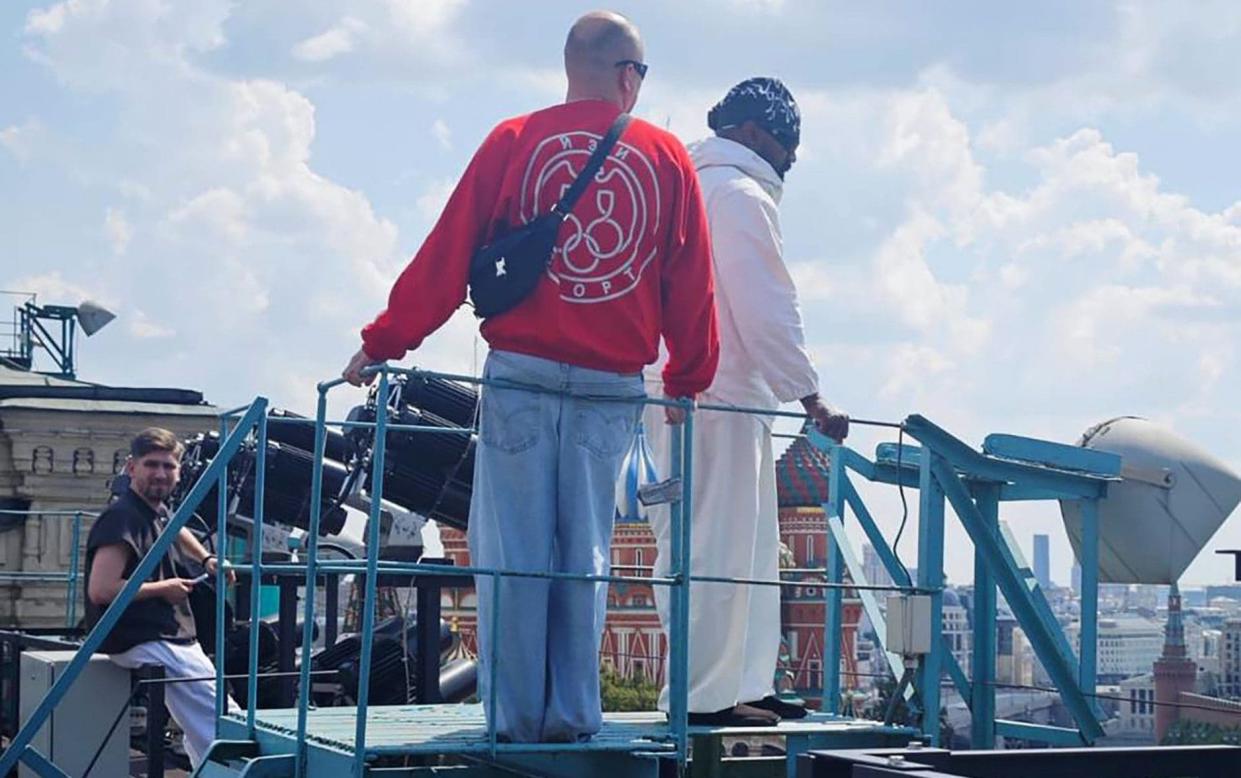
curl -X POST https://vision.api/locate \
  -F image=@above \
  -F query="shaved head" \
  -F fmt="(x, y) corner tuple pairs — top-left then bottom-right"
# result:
(564, 11), (643, 77)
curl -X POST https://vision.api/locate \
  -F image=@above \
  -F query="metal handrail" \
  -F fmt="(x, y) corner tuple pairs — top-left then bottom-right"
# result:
(270, 364), (918, 777)
(0, 510), (92, 627)
(1, 365), (918, 778)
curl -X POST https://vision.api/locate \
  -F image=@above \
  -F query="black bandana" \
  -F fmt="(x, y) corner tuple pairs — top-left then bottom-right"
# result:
(707, 77), (800, 151)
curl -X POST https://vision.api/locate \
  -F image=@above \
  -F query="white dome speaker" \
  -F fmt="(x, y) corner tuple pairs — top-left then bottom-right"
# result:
(1061, 417), (1241, 584)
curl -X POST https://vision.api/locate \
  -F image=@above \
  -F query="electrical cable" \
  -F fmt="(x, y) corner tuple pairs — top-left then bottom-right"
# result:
(891, 424), (914, 585)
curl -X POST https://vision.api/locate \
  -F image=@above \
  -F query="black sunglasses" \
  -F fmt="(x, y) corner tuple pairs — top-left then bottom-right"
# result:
(615, 59), (648, 80)
(764, 126), (798, 155)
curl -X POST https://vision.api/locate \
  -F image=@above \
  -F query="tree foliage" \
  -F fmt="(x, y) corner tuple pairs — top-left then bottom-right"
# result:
(600, 666), (660, 712)
(1162, 718), (1241, 745)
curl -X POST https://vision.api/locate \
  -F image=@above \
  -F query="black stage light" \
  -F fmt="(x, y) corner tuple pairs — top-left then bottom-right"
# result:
(401, 374), (478, 427)
(348, 392), (475, 530)
(179, 435), (349, 536)
(266, 408), (353, 464)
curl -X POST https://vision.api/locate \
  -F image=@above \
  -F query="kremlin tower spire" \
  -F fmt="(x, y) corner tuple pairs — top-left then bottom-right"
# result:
(1153, 582), (1196, 743)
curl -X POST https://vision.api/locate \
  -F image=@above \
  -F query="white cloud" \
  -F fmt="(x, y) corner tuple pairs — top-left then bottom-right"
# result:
(6, 271), (112, 309)
(872, 210), (951, 330)
(293, 17), (366, 63)
(727, 0), (786, 12)
(878, 89), (984, 232)
(881, 343), (954, 401)
(788, 261), (833, 301)
(431, 119), (452, 150)
(0, 118), (43, 162)
(104, 207), (132, 255)
(167, 188), (248, 244)
(976, 117), (1024, 154)
(127, 309), (175, 339)
(382, 0), (468, 39)
(22, 0), (231, 90)
(502, 67), (565, 100)
(416, 177), (457, 223)
(278, 0), (469, 78)
(15, 0), (403, 409)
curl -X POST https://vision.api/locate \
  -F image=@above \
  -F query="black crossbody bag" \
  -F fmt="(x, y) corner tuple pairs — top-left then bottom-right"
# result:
(468, 113), (632, 319)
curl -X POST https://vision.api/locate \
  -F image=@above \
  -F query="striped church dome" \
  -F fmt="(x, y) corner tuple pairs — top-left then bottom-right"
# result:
(776, 435), (832, 508)
(615, 420), (660, 522)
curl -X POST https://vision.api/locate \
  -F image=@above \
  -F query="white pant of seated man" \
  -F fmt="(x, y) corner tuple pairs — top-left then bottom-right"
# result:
(644, 398), (782, 713)
(110, 639), (240, 768)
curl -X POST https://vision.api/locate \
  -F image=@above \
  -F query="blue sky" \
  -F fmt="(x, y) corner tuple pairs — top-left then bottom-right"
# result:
(3, 1), (1239, 585)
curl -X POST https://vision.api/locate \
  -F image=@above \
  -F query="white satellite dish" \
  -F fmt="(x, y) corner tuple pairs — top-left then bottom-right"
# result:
(1061, 417), (1241, 584)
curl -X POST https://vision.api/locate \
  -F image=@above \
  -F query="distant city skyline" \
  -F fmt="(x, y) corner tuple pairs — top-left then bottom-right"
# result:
(1034, 533), (1052, 590)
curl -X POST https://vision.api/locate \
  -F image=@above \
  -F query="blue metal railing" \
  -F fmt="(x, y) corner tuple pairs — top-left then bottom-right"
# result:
(0, 509), (92, 628)
(206, 366), (923, 777)
(807, 415), (1115, 747)
(1, 367), (950, 777)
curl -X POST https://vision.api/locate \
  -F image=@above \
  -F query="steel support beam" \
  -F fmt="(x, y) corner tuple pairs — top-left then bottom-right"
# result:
(1079, 499), (1100, 711)
(930, 458), (1102, 741)
(915, 452), (945, 746)
(823, 449), (845, 712)
(970, 483), (998, 749)
(840, 477), (970, 708)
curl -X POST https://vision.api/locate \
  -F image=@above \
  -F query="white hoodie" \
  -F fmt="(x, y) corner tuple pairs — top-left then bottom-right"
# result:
(685, 135), (819, 417)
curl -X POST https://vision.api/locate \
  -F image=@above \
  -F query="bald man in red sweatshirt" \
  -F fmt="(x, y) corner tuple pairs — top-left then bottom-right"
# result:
(343, 11), (718, 743)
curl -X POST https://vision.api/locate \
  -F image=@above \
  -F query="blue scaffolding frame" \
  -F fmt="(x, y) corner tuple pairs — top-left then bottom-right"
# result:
(0, 368), (1121, 776)
(809, 414), (1117, 748)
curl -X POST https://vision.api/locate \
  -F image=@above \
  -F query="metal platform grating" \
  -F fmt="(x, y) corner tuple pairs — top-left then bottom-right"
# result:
(217, 703), (905, 757)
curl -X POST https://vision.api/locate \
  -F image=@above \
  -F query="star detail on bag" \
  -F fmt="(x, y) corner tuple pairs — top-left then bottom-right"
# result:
(495, 258), (507, 277)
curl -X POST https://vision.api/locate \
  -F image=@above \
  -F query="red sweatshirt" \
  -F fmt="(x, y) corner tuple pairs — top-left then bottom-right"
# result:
(361, 100), (719, 398)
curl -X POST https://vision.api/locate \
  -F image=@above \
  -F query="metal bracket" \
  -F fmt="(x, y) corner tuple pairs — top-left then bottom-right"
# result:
(638, 478), (682, 506)
(1120, 462), (1176, 488)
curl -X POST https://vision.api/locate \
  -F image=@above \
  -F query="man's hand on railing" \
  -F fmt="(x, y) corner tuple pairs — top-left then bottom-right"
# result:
(801, 393), (849, 443)
(664, 394), (689, 425)
(204, 556), (236, 586)
(342, 348), (382, 387)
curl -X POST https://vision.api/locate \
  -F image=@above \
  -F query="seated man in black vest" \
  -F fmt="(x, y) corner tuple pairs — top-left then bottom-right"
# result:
(85, 427), (237, 768)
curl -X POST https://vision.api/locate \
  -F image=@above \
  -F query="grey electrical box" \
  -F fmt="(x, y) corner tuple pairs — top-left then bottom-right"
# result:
(19, 650), (130, 778)
(886, 595), (933, 656)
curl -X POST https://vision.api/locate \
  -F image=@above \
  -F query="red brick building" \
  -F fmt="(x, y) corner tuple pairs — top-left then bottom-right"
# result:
(438, 435), (859, 704)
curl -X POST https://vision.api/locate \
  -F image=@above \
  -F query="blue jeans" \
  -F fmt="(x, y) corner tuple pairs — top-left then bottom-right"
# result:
(468, 349), (644, 742)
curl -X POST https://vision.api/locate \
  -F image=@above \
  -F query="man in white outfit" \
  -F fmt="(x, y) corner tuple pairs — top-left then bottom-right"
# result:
(645, 78), (849, 727)
(85, 427), (239, 768)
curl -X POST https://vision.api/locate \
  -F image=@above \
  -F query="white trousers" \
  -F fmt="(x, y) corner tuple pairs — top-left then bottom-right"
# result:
(110, 640), (239, 768)
(645, 399), (782, 713)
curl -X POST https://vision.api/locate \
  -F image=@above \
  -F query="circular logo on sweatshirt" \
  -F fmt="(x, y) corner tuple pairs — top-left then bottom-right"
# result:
(520, 130), (660, 303)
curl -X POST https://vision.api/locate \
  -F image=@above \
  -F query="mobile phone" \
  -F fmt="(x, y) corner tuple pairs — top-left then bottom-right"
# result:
(191, 572), (210, 585)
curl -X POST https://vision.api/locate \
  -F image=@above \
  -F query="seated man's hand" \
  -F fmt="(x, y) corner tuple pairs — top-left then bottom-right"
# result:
(205, 556), (236, 586)
(342, 348), (381, 386)
(160, 578), (195, 605)
(801, 394), (849, 443)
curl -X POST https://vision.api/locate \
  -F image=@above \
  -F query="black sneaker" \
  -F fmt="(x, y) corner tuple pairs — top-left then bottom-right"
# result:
(688, 703), (780, 727)
(744, 695), (809, 719)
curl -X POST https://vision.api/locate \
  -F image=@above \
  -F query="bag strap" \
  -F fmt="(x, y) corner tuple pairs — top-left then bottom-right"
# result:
(551, 113), (632, 216)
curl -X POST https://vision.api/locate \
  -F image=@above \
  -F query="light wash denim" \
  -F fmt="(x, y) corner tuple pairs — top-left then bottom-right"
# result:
(468, 349), (644, 742)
